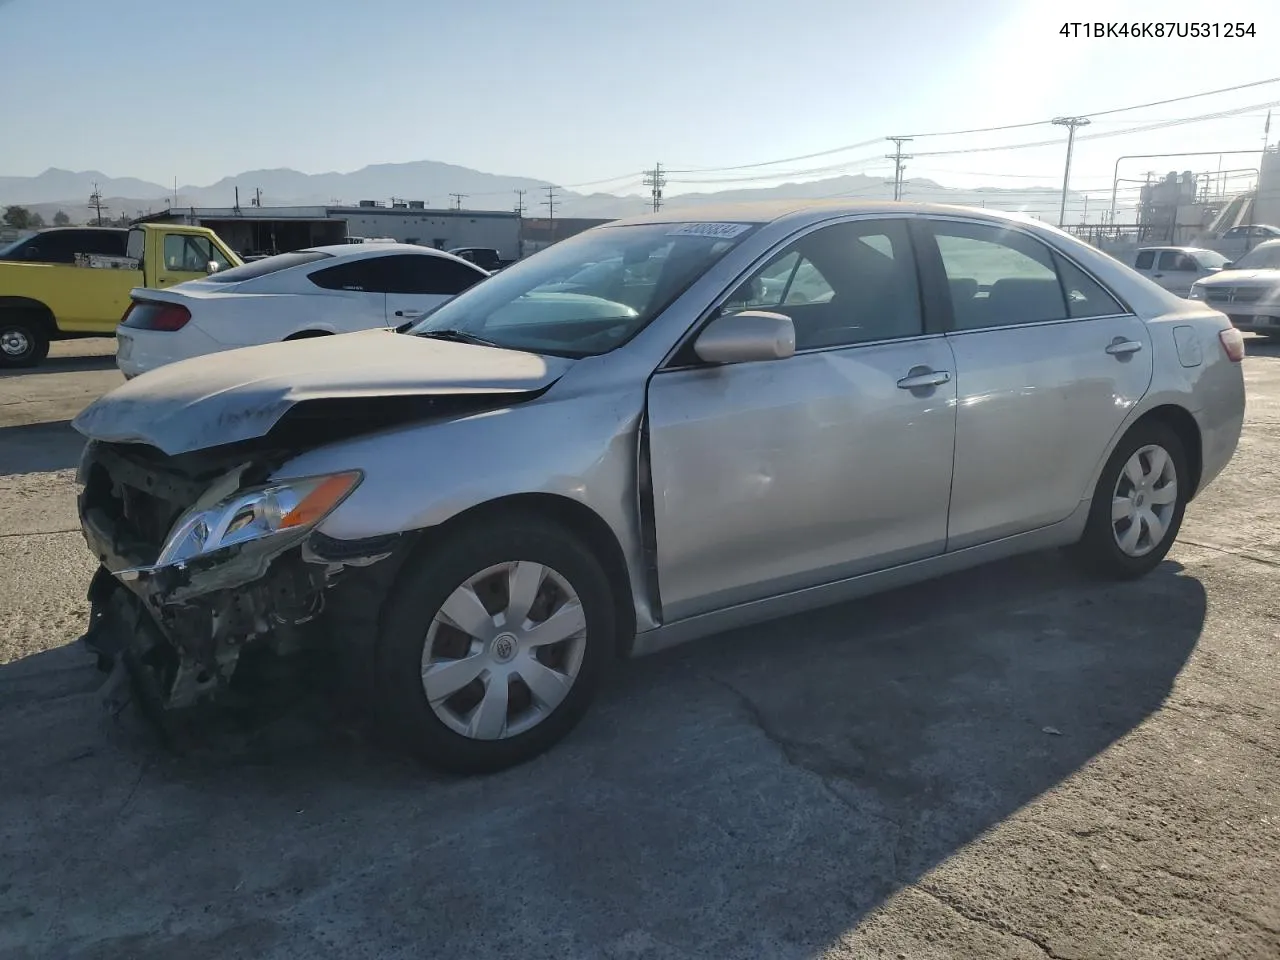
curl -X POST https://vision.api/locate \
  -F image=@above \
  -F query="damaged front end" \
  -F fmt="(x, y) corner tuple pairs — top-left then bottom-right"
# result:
(76, 440), (396, 716)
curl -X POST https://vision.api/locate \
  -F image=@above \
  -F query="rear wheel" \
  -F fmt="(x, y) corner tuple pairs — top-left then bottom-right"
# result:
(374, 513), (614, 774)
(0, 313), (51, 369)
(1069, 420), (1188, 580)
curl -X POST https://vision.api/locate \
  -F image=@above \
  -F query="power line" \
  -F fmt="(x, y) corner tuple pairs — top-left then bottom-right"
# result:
(449, 193), (467, 210)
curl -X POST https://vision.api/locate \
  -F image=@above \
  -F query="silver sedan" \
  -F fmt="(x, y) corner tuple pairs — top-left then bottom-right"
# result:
(72, 201), (1246, 773)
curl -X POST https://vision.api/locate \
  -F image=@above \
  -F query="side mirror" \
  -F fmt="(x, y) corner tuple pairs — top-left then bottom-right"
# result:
(693, 310), (795, 365)
(1222, 261), (1234, 269)
(206, 260), (220, 274)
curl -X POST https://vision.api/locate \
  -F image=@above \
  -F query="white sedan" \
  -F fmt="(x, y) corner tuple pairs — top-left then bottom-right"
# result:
(115, 243), (489, 378)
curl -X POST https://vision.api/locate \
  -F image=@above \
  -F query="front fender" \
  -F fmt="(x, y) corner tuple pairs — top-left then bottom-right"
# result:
(273, 382), (657, 628)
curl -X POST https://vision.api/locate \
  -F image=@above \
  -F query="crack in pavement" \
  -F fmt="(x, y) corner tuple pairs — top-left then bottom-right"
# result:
(703, 673), (905, 885)
(1177, 538), (1280, 568)
(910, 884), (1070, 959)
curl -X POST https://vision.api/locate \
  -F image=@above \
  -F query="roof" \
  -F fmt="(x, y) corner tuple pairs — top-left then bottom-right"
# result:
(300, 242), (482, 266)
(602, 199), (1028, 229)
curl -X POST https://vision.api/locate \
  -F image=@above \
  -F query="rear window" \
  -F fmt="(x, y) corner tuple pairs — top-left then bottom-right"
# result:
(204, 250), (333, 283)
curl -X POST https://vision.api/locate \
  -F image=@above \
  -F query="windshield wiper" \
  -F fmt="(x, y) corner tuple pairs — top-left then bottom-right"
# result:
(412, 328), (501, 347)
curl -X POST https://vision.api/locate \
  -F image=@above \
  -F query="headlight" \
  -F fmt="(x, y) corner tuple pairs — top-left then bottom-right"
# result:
(1188, 284), (1206, 300)
(156, 471), (362, 567)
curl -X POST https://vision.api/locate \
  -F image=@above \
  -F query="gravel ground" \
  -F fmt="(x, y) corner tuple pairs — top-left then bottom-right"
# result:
(0, 337), (1277, 960)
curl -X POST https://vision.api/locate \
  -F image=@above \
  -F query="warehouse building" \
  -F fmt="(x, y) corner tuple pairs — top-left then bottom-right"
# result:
(135, 202), (523, 260)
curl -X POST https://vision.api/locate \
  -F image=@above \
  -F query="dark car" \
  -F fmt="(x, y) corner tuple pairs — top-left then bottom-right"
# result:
(447, 246), (503, 272)
(0, 226), (129, 264)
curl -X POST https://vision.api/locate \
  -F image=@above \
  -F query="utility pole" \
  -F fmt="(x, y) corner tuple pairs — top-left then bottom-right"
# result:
(1256, 110), (1272, 228)
(1052, 116), (1091, 227)
(252, 187), (262, 207)
(514, 189), (526, 216)
(450, 193), (467, 211)
(542, 185), (558, 244)
(885, 137), (913, 201)
(643, 162), (666, 212)
(88, 182), (107, 226)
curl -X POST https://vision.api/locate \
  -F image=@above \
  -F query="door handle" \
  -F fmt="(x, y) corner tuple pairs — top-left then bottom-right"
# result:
(1105, 339), (1144, 356)
(394, 310), (426, 319)
(1152, 273), (1163, 278)
(896, 369), (951, 390)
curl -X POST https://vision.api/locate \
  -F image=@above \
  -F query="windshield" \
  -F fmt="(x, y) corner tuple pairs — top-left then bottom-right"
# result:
(0, 238), (25, 258)
(407, 221), (758, 357)
(1194, 250), (1229, 269)
(1231, 242), (1280, 271)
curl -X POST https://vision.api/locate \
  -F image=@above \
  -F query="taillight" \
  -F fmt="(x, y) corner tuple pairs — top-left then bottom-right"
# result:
(121, 300), (191, 332)
(1218, 327), (1245, 363)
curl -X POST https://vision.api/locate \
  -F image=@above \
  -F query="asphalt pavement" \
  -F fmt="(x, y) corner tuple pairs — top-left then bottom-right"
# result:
(0, 337), (1277, 959)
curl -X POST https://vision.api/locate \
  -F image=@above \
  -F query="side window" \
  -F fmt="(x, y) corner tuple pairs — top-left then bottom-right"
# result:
(1158, 250), (1195, 271)
(1053, 254), (1125, 319)
(1134, 250), (1156, 270)
(722, 219), (922, 350)
(308, 259), (384, 292)
(84, 232), (127, 257)
(163, 234), (216, 272)
(931, 221), (1066, 330)
(28, 233), (77, 264)
(375, 254), (486, 295)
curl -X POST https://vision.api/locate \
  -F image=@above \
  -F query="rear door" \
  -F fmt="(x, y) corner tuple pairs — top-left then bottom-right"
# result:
(379, 254), (487, 325)
(921, 218), (1154, 550)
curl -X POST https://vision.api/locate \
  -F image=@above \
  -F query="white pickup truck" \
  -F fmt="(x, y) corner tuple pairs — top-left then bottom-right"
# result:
(1131, 246), (1231, 298)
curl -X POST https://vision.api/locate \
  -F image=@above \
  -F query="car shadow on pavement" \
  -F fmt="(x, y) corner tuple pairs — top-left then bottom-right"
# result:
(0, 420), (84, 476)
(0, 352), (117, 378)
(0, 551), (1205, 958)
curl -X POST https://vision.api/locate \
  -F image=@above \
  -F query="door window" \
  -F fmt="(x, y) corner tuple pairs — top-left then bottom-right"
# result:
(720, 220), (922, 350)
(931, 222), (1121, 329)
(1157, 250), (1197, 271)
(1134, 250), (1156, 270)
(163, 234), (232, 272)
(375, 254), (486, 295)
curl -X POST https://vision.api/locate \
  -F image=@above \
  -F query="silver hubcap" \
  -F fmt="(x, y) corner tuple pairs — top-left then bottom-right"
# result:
(420, 561), (587, 740)
(1, 329), (31, 357)
(1112, 444), (1178, 557)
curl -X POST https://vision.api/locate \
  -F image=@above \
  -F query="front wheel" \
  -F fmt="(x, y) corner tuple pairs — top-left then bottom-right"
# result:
(0, 314), (51, 369)
(1068, 420), (1189, 580)
(374, 514), (615, 773)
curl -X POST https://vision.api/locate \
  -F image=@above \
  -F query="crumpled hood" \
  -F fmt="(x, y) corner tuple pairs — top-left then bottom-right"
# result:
(73, 329), (572, 455)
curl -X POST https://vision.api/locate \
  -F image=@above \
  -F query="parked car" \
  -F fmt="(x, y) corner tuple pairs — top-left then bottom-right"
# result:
(448, 246), (505, 271)
(1131, 246), (1230, 297)
(1221, 224), (1280, 242)
(73, 202), (1245, 774)
(0, 223), (239, 368)
(1188, 238), (1280, 339)
(115, 243), (489, 378)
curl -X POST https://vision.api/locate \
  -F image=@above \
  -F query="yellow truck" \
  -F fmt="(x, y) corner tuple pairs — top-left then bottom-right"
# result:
(0, 223), (240, 368)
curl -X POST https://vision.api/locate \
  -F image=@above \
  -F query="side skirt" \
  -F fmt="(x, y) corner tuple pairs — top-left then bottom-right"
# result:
(629, 500), (1091, 658)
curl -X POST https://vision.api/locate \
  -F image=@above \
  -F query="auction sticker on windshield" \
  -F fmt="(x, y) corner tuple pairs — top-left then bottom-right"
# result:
(666, 222), (752, 239)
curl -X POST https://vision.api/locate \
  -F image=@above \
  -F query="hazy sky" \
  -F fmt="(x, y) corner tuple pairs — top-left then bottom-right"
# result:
(2, 0), (1277, 212)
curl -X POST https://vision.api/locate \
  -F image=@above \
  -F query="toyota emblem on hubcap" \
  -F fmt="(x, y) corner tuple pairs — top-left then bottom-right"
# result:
(492, 633), (517, 663)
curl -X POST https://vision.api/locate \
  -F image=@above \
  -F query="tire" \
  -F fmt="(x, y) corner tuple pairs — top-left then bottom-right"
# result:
(1068, 419), (1189, 580)
(374, 513), (615, 774)
(0, 313), (51, 369)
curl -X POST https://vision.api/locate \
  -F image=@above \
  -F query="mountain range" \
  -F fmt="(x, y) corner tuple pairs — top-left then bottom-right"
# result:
(0, 161), (1096, 225)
